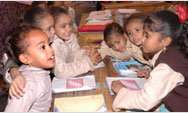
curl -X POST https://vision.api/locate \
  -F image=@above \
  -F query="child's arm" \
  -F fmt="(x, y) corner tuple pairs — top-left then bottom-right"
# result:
(3, 59), (25, 99)
(98, 47), (132, 60)
(9, 67), (25, 99)
(112, 63), (184, 112)
(4, 81), (35, 112)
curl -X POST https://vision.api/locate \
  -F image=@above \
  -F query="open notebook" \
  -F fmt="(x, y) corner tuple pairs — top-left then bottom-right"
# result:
(106, 77), (147, 95)
(52, 75), (96, 93)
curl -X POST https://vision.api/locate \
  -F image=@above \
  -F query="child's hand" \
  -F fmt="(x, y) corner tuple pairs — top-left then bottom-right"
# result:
(111, 80), (126, 94)
(81, 45), (91, 50)
(137, 69), (150, 79)
(88, 48), (102, 65)
(9, 75), (25, 99)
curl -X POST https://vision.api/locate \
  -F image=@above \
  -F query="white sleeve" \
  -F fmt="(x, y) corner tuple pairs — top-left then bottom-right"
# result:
(2, 59), (18, 84)
(113, 63), (185, 111)
(4, 80), (35, 112)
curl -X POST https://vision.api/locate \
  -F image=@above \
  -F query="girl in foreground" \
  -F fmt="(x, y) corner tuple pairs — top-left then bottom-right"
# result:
(111, 10), (188, 112)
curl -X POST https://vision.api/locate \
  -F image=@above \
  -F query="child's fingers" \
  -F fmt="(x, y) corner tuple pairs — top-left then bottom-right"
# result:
(9, 85), (20, 99)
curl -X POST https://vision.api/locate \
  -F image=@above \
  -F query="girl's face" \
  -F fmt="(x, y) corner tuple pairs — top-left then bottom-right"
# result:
(126, 19), (144, 46)
(55, 14), (73, 41)
(39, 14), (55, 42)
(106, 33), (127, 53)
(24, 30), (55, 69)
(141, 27), (164, 54)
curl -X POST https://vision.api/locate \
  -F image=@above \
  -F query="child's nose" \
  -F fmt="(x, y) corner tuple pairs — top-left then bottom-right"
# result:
(141, 35), (146, 43)
(114, 45), (120, 51)
(48, 45), (54, 53)
(51, 27), (55, 35)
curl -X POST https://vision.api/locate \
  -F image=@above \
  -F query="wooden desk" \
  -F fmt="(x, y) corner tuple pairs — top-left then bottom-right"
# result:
(50, 56), (120, 112)
(77, 13), (104, 49)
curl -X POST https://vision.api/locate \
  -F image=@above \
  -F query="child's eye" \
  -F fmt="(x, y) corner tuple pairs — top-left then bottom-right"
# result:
(61, 25), (66, 28)
(145, 33), (149, 39)
(116, 41), (120, 44)
(109, 44), (114, 48)
(136, 28), (140, 32)
(49, 41), (53, 46)
(128, 31), (132, 36)
(40, 46), (45, 50)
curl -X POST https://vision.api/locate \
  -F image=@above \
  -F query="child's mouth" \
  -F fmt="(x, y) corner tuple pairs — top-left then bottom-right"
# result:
(49, 55), (55, 61)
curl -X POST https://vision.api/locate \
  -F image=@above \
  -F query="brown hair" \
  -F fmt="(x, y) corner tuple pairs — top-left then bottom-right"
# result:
(49, 6), (68, 22)
(123, 13), (146, 35)
(8, 25), (41, 62)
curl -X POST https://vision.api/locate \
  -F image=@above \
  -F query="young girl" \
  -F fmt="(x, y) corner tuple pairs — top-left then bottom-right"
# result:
(3, 7), (55, 99)
(98, 14), (151, 78)
(5, 25), (55, 112)
(111, 10), (188, 112)
(123, 13), (151, 78)
(98, 22), (132, 60)
(49, 6), (101, 78)
(48, 1), (78, 33)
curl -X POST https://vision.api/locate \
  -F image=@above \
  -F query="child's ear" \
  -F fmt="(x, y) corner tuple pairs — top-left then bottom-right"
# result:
(19, 54), (31, 65)
(162, 37), (172, 47)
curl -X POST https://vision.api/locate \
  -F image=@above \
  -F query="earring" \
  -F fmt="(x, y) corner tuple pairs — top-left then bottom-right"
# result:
(162, 47), (167, 53)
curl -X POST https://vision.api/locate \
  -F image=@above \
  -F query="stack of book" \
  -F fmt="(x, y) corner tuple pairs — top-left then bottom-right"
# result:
(78, 10), (112, 32)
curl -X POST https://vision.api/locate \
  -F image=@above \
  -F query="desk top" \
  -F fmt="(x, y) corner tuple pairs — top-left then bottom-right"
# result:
(50, 56), (122, 112)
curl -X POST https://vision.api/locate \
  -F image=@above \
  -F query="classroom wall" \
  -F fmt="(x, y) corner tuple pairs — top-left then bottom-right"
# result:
(0, 2), (25, 56)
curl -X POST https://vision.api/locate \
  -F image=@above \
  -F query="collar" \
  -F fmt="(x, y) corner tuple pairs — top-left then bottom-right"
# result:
(19, 65), (50, 75)
(150, 50), (163, 67)
(54, 34), (74, 44)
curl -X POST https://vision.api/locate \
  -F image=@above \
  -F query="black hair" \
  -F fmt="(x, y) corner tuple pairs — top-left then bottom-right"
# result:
(104, 22), (124, 42)
(22, 7), (50, 27)
(144, 10), (182, 42)
(123, 13), (147, 35)
(49, 6), (68, 22)
(31, 1), (46, 7)
(179, 19), (188, 58)
(8, 25), (41, 63)
(144, 10), (188, 58)
(47, 1), (55, 6)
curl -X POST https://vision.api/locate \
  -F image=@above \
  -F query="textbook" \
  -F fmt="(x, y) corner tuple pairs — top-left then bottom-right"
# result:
(52, 75), (96, 93)
(113, 61), (151, 78)
(77, 23), (110, 32)
(106, 77), (147, 95)
(54, 94), (107, 112)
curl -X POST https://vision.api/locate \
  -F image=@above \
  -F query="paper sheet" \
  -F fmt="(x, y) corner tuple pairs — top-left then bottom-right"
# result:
(52, 75), (96, 93)
(106, 77), (147, 95)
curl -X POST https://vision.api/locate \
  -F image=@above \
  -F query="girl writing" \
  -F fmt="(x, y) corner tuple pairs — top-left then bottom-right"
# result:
(49, 6), (102, 78)
(111, 10), (188, 112)
(5, 25), (55, 112)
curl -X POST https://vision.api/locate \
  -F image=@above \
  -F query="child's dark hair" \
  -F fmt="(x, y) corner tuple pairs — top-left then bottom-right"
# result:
(144, 10), (188, 57)
(179, 19), (188, 58)
(104, 22), (124, 42)
(8, 25), (41, 63)
(123, 13), (146, 34)
(31, 1), (46, 7)
(22, 7), (50, 27)
(47, 1), (55, 7)
(49, 6), (68, 22)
